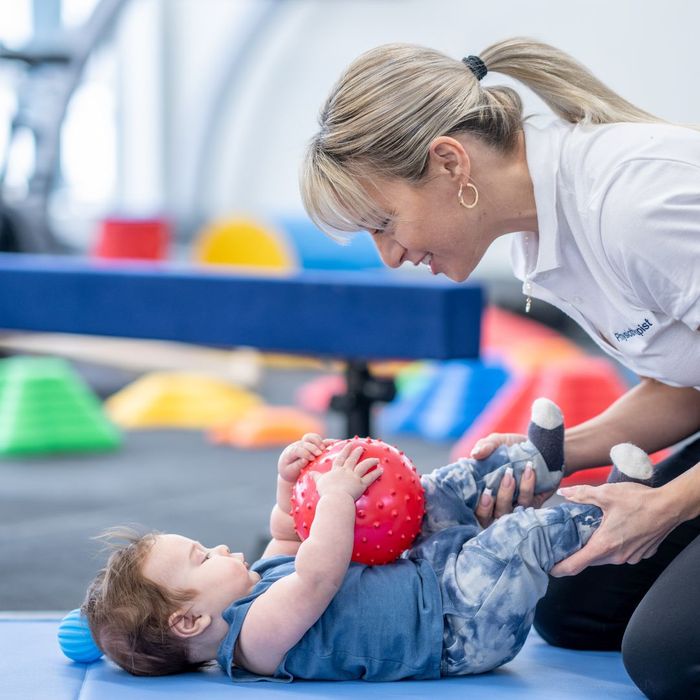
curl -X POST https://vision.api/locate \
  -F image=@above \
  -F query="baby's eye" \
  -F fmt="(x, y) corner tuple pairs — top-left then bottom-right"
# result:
(201, 551), (211, 563)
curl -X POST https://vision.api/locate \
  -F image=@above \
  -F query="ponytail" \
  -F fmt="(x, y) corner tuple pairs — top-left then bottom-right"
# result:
(480, 37), (662, 125)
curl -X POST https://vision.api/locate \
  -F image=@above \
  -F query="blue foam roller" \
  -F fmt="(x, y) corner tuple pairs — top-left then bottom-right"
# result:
(380, 360), (509, 441)
(379, 364), (439, 436)
(280, 217), (384, 271)
(418, 360), (510, 440)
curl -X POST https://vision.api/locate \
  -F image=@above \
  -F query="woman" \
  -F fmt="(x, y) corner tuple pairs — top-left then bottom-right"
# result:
(300, 39), (700, 700)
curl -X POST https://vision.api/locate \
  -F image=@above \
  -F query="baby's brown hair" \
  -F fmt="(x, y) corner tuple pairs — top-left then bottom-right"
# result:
(82, 527), (208, 676)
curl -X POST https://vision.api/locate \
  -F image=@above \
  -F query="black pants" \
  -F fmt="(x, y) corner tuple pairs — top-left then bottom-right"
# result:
(534, 436), (700, 700)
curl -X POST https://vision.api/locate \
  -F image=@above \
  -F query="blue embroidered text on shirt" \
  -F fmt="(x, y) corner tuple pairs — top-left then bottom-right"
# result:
(614, 318), (653, 342)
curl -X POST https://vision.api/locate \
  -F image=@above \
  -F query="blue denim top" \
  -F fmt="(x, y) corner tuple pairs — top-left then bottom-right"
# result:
(216, 554), (443, 682)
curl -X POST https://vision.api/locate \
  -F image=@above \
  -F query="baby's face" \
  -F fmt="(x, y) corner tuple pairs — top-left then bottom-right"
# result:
(142, 534), (260, 619)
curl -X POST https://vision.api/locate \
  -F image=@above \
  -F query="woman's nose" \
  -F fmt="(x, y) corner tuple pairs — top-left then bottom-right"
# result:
(373, 236), (404, 269)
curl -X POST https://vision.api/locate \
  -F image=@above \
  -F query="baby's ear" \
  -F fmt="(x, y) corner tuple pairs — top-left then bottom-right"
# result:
(169, 610), (212, 639)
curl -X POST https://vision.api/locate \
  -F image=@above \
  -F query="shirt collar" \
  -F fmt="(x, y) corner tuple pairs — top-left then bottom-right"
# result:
(521, 118), (573, 275)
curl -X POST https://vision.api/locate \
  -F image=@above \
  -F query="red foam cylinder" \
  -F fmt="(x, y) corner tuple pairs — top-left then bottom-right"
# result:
(93, 217), (170, 260)
(291, 437), (425, 565)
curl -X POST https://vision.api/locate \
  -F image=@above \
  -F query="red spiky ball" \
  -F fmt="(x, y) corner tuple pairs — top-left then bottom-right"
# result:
(290, 437), (425, 565)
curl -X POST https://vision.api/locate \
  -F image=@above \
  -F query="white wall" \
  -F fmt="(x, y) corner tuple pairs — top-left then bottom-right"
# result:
(151, 0), (700, 273)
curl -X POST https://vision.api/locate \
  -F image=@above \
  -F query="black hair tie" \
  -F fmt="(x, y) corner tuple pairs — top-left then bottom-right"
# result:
(462, 55), (487, 81)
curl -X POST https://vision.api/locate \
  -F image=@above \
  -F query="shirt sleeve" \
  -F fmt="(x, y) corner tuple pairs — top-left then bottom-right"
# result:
(597, 158), (700, 332)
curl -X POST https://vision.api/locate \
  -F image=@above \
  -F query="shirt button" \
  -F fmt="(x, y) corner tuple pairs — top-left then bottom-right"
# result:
(573, 295), (583, 304)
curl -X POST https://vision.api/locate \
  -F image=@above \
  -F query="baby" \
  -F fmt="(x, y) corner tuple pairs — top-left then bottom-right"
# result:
(82, 398), (651, 680)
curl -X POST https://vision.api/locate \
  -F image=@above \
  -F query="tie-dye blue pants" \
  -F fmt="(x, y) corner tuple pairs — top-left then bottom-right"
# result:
(407, 455), (602, 675)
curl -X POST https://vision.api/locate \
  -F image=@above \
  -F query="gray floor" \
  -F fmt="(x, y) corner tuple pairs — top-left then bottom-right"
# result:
(0, 301), (613, 613)
(0, 365), (454, 611)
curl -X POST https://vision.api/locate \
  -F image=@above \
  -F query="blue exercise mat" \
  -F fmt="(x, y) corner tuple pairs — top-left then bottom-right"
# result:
(0, 615), (642, 699)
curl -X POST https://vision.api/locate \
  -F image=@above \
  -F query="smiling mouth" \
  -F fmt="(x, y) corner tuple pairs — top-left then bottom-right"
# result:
(420, 253), (437, 275)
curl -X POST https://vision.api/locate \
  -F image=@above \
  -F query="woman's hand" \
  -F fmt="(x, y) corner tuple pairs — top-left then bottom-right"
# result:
(550, 481), (682, 576)
(470, 432), (528, 460)
(470, 432), (553, 527)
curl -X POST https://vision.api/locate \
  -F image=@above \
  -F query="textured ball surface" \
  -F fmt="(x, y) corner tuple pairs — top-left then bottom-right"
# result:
(291, 437), (425, 565)
(57, 608), (103, 663)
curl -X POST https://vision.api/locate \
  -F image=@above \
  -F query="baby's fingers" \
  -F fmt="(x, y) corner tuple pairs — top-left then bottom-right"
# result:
(293, 445), (318, 462)
(287, 457), (307, 472)
(354, 457), (380, 477)
(301, 433), (325, 456)
(299, 443), (323, 459)
(337, 445), (365, 470)
(332, 442), (355, 466)
(361, 464), (384, 487)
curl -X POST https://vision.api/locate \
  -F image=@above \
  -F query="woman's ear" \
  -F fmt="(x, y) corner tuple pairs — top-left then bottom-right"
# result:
(168, 610), (212, 639)
(428, 136), (471, 182)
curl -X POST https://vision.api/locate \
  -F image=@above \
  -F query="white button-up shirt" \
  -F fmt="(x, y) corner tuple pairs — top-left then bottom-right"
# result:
(512, 119), (700, 389)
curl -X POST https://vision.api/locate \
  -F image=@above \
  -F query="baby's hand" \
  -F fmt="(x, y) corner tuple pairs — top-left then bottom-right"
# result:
(311, 443), (382, 501)
(278, 434), (335, 483)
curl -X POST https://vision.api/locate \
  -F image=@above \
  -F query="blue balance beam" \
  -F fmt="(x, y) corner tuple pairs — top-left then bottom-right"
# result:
(0, 254), (482, 360)
(0, 254), (484, 435)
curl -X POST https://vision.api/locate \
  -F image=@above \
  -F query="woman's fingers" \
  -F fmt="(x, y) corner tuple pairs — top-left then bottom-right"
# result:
(557, 484), (608, 508)
(517, 462), (536, 507)
(550, 532), (615, 576)
(553, 482), (675, 576)
(493, 468), (516, 518)
(475, 489), (495, 528)
(470, 433), (527, 459)
(470, 440), (496, 459)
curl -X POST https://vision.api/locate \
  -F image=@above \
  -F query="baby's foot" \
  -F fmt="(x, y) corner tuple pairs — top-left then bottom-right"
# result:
(482, 397), (565, 500)
(608, 443), (653, 485)
(528, 397), (564, 472)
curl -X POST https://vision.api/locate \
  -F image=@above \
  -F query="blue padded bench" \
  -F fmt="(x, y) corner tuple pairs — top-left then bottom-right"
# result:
(0, 615), (642, 699)
(0, 254), (482, 359)
(0, 253), (483, 435)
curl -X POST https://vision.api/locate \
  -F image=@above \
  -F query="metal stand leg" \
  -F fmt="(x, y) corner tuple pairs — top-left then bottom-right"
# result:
(330, 360), (396, 438)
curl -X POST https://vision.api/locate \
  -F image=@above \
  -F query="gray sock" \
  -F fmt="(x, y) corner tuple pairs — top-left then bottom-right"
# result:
(481, 398), (565, 501)
(527, 398), (565, 473)
(608, 443), (653, 484)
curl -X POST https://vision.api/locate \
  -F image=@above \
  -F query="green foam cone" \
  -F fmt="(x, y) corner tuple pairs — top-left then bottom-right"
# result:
(0, 356), (121, 456)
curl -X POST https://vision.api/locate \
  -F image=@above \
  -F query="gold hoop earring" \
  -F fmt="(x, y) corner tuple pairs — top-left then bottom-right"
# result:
(457, 182), (479, 209)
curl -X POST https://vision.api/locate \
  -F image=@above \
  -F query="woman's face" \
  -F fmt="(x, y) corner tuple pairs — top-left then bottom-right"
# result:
(368, 173), (492, 284)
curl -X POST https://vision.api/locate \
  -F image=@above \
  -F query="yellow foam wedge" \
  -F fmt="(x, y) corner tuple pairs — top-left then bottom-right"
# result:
(105, 372), (261, 429)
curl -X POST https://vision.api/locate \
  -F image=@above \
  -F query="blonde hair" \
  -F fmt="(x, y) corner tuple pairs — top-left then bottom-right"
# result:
(301, 38), (663, 237)
(82, 527), (207, 676)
